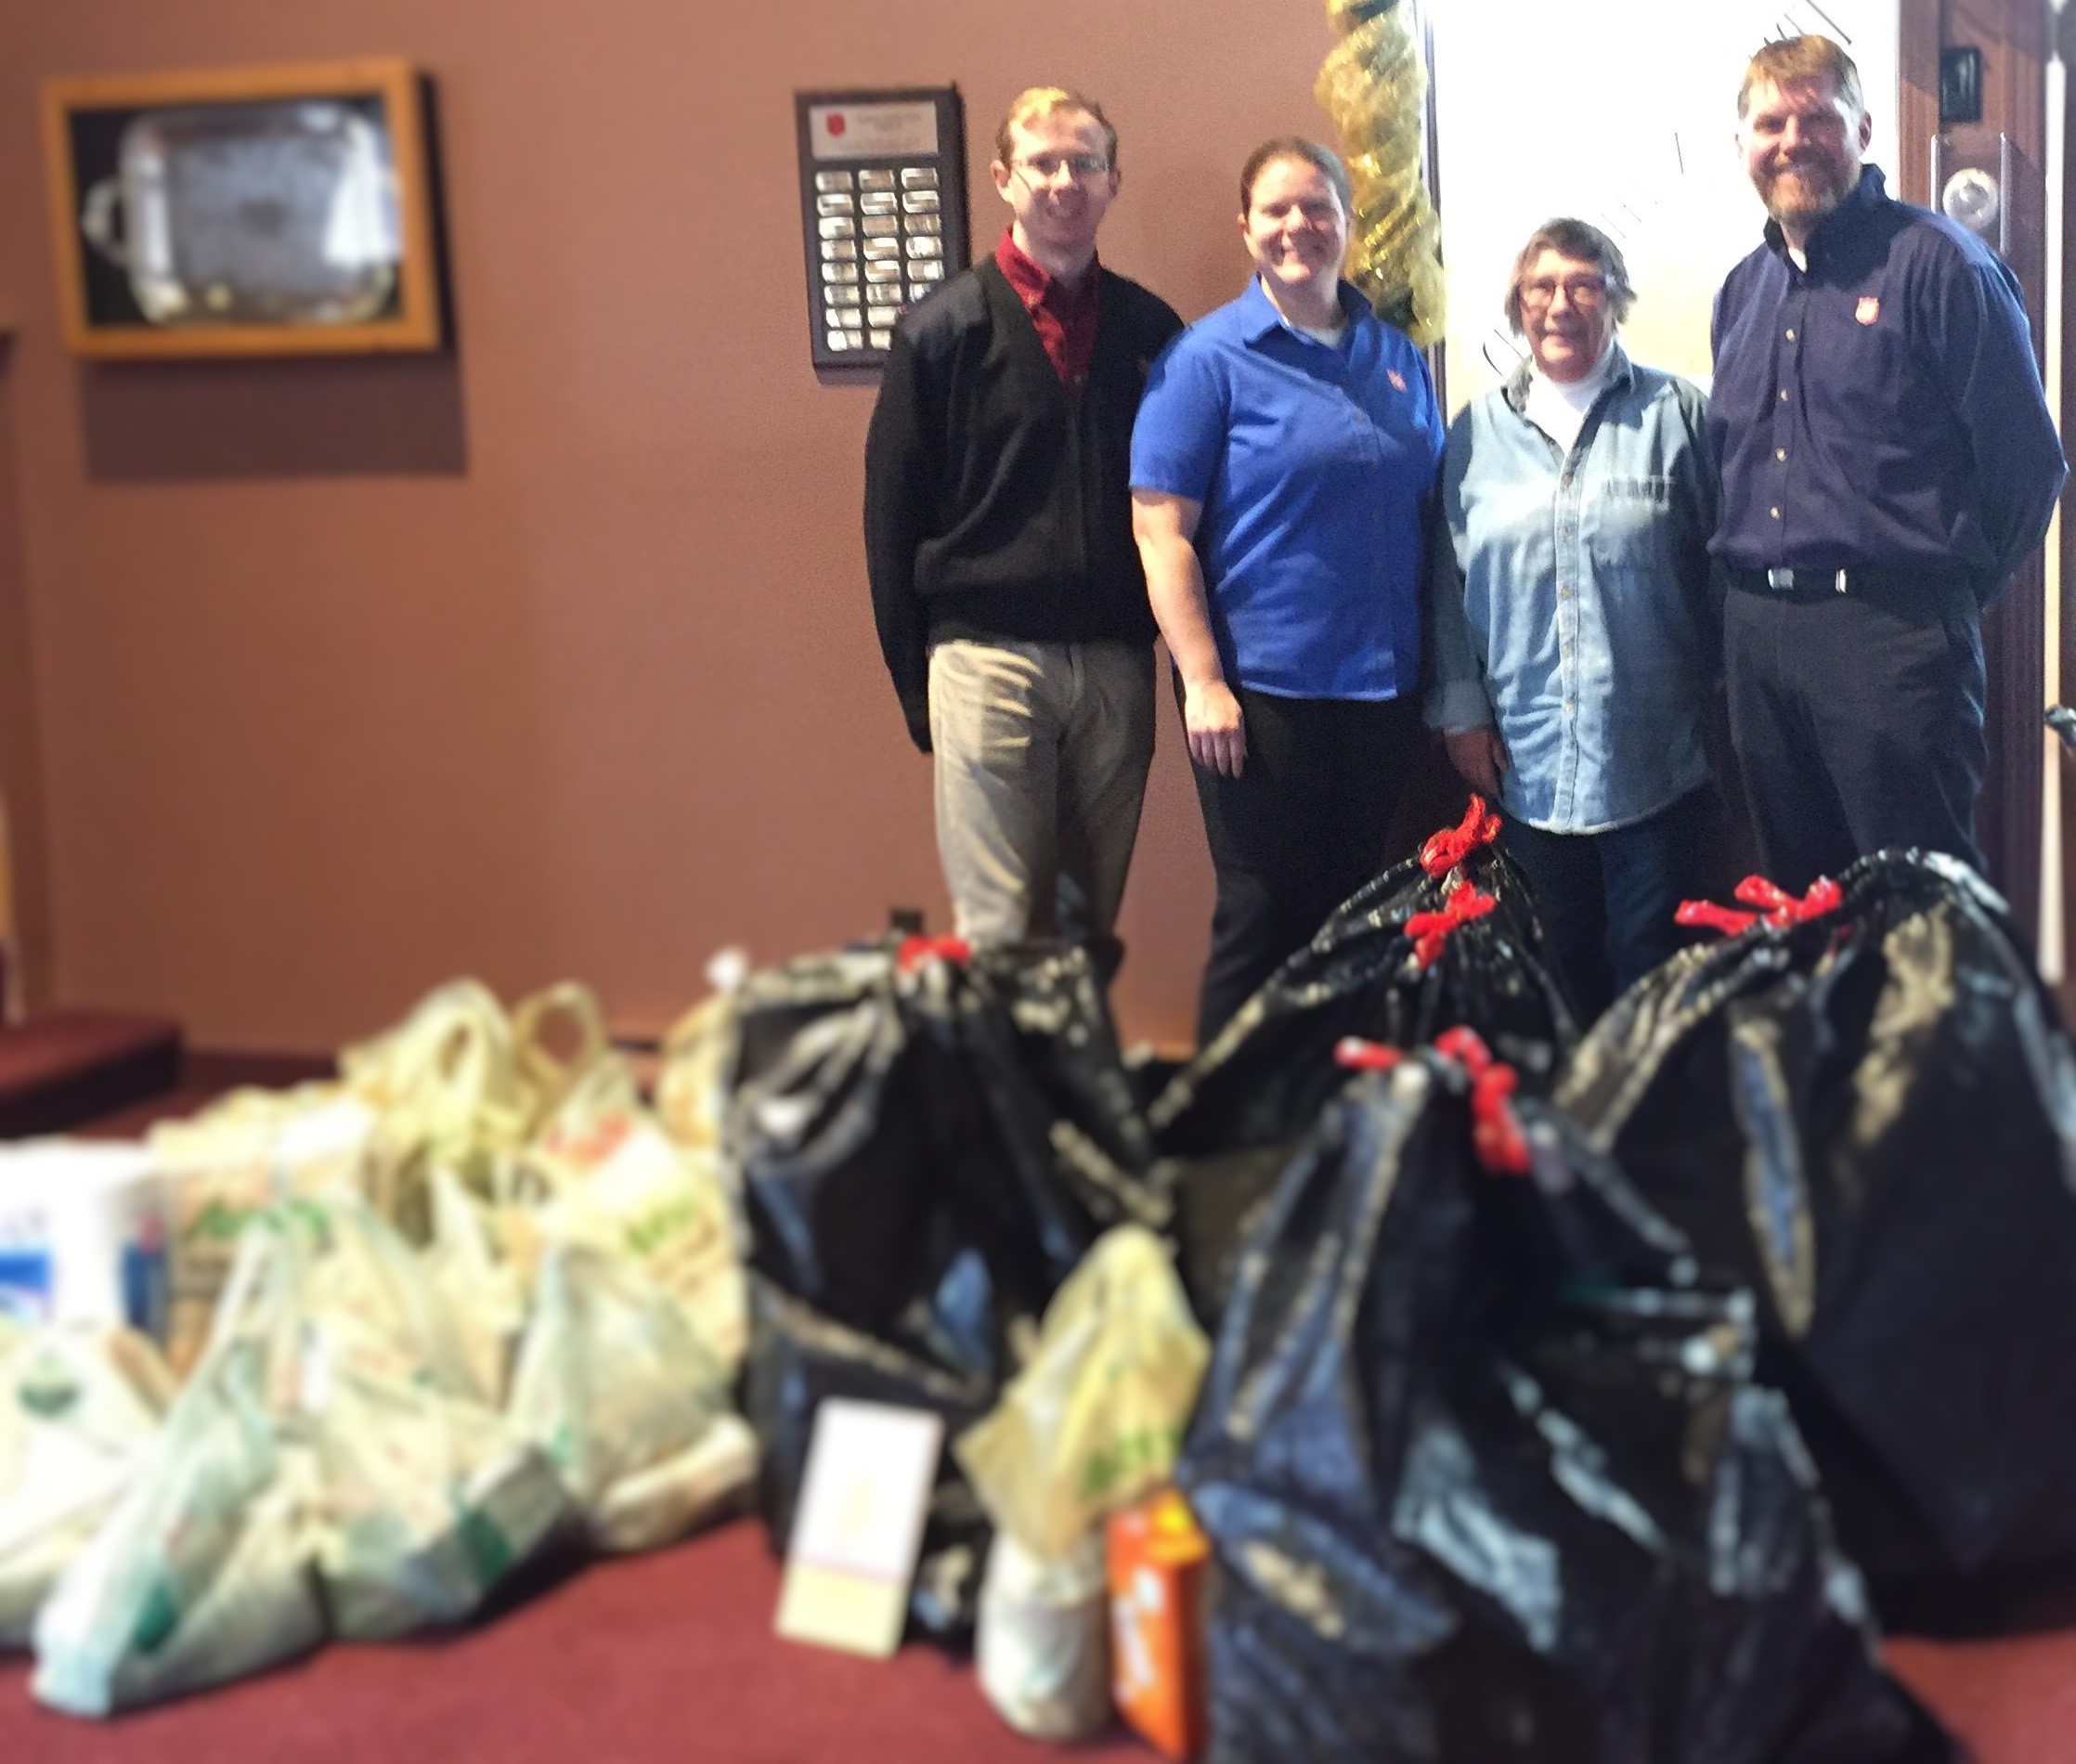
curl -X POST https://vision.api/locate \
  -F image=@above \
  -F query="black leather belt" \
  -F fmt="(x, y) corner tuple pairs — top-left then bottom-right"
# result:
(1727, 564), (1962, 599)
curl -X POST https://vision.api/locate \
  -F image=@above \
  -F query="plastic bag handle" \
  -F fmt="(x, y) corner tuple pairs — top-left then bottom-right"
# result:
(512, 981), (611, 1112)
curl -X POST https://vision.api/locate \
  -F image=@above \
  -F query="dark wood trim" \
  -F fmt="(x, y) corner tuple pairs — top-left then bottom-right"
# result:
(1909, 0), (2051, 938)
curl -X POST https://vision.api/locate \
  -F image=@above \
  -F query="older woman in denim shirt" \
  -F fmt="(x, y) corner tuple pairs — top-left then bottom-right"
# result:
(1430, 218), (1719, 1021)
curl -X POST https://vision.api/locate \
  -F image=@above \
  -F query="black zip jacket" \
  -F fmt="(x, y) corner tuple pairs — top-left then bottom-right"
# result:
(863, 255), (1183, 748)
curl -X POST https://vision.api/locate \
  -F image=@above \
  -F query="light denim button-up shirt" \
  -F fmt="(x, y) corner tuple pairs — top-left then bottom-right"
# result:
(1429, 345), (1718, 835)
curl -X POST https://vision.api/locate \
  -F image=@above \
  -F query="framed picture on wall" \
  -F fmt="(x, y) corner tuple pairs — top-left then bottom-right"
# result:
(41, 58), (444, 359)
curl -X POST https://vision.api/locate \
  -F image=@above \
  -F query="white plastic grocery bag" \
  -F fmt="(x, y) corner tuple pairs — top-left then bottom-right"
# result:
(150, 1088), (377, 1373)
(955, 1226), (1210, 1560)
(31, 1222), (328, 1717)
(342, 980), (535, 1241)
(0, 1322), (175, 1648)
(977, 1532), (1112, 1740)
(521, 1104), (746, 1372)
(507, 1243), (754, 1553)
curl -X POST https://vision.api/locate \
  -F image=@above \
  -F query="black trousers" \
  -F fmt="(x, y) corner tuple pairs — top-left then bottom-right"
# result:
(1723, 578), (1987, 893)
(1499, 787), (1715, 1026)
(1185, 680), (1424, 1045)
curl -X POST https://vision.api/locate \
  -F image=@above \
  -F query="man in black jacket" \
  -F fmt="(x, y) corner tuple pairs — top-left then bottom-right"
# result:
(864, 86), (1182, 960)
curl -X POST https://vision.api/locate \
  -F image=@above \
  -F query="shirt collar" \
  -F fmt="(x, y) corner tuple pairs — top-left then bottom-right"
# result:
(1238, 274), (1374, 343)
(1762, 162), (1887, 266)
(994, 227), (1100, 308)
(1503, 339), (1633, 415)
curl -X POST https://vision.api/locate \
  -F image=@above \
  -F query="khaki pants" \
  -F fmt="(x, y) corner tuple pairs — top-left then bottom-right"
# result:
(928, 638), (1155, 948)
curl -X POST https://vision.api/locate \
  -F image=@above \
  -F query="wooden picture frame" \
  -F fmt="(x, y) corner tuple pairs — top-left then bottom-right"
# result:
(41, 58), (442, 359)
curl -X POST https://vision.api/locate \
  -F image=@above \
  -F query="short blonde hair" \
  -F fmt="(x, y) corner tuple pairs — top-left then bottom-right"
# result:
(994, 86), (1119, 175)
(1738, 35), (1864, 119)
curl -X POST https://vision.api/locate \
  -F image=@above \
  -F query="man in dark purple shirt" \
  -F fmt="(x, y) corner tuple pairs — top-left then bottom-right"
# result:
(1708, 35), (2064, 890)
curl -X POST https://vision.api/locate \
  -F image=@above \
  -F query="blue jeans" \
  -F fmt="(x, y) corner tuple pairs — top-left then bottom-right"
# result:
(1499, 788), (1714, 1024)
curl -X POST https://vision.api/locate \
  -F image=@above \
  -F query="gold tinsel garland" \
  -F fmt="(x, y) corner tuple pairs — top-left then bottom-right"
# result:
(1317, 0), (1446, 344)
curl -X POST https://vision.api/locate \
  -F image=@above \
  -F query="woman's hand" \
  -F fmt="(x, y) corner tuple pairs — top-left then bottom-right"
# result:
(1444, 725), (1508, 801)
(1184, 678), (1247, 776)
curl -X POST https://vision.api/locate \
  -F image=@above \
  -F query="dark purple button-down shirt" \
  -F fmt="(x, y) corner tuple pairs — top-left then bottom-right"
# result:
(1708, 165), (2064, 606)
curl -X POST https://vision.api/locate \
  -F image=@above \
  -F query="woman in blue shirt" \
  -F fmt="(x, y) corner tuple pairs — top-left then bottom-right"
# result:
(1131, 138), (1445, 1044)
(1429, 217), (1719, 1021)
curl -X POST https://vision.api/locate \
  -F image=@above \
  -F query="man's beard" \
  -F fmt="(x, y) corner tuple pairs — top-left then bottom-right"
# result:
(1760, 162), (1853, 228)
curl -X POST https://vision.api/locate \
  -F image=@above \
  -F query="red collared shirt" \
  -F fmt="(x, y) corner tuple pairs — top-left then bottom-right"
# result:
(994, 228), (1100, 389)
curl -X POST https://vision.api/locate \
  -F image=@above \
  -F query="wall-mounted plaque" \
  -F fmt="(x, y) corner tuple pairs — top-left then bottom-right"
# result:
(42, 58), (444, 359)
(794, 87), (968, 372)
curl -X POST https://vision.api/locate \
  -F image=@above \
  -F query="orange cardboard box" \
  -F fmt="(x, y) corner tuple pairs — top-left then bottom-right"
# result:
(1107, 1489), (1210, 1760)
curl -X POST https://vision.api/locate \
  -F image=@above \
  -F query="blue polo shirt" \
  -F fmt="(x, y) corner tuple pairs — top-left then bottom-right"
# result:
(1709, 164), (2064, 605)
(1130, 278), (1443, 699)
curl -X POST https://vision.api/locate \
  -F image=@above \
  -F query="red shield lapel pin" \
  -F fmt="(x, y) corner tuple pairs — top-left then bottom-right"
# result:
(1855, 295), (1881, 325)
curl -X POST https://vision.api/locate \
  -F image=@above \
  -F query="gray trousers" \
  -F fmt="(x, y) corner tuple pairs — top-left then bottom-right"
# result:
(928, 637), (1156, 948)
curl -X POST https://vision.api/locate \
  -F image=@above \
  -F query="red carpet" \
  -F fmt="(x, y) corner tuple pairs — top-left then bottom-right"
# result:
(0, 1516), (2066, 1761)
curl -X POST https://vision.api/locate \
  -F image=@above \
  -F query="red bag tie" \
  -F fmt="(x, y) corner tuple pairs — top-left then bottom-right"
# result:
(1333, 1037), (1406, 1072)
(897, 935), (971, 972)
(1420, 796), (1504, 878)
(1674, 899), (1758, 936)
(1675, 874), (1843, 939)
(1433, 1026), (1530, 1176)
(1404, 883), (1498, 969)
(1734, 874), (1843, 923)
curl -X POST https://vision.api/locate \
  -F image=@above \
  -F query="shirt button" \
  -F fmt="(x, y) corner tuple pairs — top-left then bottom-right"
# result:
(1778, 388), (1789, 402)
(1785, 328), (1797, 341)
(1770, 506), (1782, 519)
(1775, 447), (1787, 461)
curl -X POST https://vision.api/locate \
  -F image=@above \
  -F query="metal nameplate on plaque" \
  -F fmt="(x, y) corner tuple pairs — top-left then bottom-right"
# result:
(858, 191), (898, 214)
(815, 193), (855, 215)
(904, 215), (941, 236)
(863, 261), (902, 283)
(822, 240), (857, 261)
(904, 237), (942, 258)
(902, 191), (940, 214)
(900, 166), (938, 189)
(824, 262), (860, 283)
(825, 285), (862, 306)
(862, 215), (901, 238)
(817, 216), (855, 239)
(805, 99), (939, 162)
(815, 171), (854, 193)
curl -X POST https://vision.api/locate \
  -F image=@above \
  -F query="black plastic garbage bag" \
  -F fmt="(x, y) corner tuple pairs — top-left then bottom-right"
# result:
(727, 937), (1163, 1638)
(1177, 1047), (1953, 1764)
(1151, 803), (1575, 1160)
(1557, 850), (2076, 1589)
(729, 938), (1162, 1381)
(902, 946), (1166, 1327)
(728, 946), (1002, 1378)
(742, 1277), (995, 1641)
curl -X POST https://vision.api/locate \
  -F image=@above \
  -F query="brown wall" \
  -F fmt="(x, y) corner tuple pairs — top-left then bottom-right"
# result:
(0, 1), (1342, 1053)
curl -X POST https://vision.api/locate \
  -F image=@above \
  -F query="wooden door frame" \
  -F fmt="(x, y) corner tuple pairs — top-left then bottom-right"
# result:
(1900, 0), (2053, 941)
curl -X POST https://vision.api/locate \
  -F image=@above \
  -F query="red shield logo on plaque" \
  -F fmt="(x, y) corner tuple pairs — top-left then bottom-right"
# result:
(1855, 295), (1880, 325)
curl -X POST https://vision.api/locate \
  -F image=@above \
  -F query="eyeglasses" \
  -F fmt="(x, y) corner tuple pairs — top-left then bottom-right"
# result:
(1520, 275), (1608, 310)
(1012, 151), (1111, 184)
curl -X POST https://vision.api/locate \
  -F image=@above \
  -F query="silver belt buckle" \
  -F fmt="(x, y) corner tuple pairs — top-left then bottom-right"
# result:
(1766, 566), (1794, 590)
